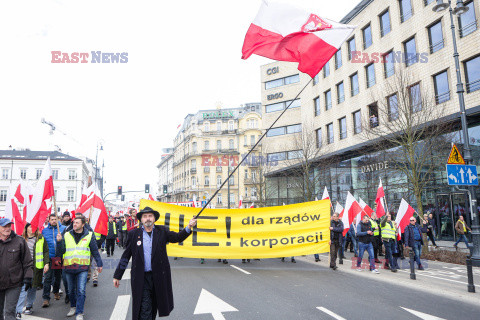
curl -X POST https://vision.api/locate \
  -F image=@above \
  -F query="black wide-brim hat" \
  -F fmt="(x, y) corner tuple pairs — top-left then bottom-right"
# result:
(137, 207), (160, 221)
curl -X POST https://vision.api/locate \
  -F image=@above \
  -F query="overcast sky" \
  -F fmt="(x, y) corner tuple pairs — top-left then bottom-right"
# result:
(0, 0), (360, 199)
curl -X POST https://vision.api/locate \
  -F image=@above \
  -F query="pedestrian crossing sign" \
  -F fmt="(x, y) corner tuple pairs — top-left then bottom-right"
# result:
(447, 144), (465, 164)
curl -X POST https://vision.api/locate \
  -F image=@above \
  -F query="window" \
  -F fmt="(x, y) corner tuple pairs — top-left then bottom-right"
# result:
(459, 1), (477, 38)
(287, 150), (303, 160)
(244, 169), (248, 179)
(217, 175), (222, 186)
(0, 190), (7, 202)
(68, 170), (76, 180)
(67, 190), (75, 202)
(251, 187), (257, 198)
(353, 110), (362, 134)
(428, 20), (444, 53)
(191, 159), (197, 169)
(350, 73), (359, 96)
(347, 37), (356, 60)
(204, 140), (210, 151)
(314, 97), (321, 116)
(400, 0), (413, 23)
(36, 169), (42, 179)
(339, 117), (347, 140)
(267, 152), (286, 162)
(465, 55), (480, 93)
(266, 124), (301, 137)
(265, 74), (300, 89)
(229, 139), (234, 149)
(362, 24), (372, 49)
(192, 176), (197, 187)
(2, 169), (9, 180)
(217, 193), (222, 204)
(250, 135), (255, 145)
(313, 74), (319, 85)
(409, 83), (422, 112)
(244, 135), (247, 146)
(251, 171), (257, 182)
(383, 51), (395, 78)
(217, 140), (222, 151)
(265, 99), (301, 113)
(204, 122), (210, 132)
(325, 90), (332, 110)
(327, 123), (334, 144)
(380, 9), (391, 36)
(192, 142), (197, 153)
(337, 82), (345, 104)
(20, 169), (26, 180)
(229, 193), (235, 204)
(323, 61), (330, 77)
(52, 169), (58, 180)
(316, 128), (322, 148)
(228, 121), (234, 130)
(434, 70), (450, 104)
(286, 124), (301, 134)
(424, 0), (434, 5)
(335, 49), (342, 69)
(388, 94), (399, 121)
(404, 37), (418, 66)
(204, 175), (210, 186)
(369, 103), (379, 128)
(217, 121), (222, 131)
(229, 176), (234, 186)
(366, 63), (376, 88)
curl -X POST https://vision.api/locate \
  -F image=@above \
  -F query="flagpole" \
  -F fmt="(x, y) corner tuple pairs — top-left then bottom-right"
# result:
(195, 78), (314, 218)
(53, 193), (60, 232)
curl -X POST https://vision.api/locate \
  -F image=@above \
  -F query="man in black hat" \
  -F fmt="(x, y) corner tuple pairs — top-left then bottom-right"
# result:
(113, 207), (196, 320)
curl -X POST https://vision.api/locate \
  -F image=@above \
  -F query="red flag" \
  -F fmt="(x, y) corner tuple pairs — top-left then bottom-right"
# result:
(249, 202), (255, 208)
(238, 195), (243, 209)
(242, 1), (355, 78)
(77, 185), (108, 235)
(375, 179), (386, 218)
(149, 194), (155, 201)
(29, 159), (54, 232)
(342, 192), (362, 236)
(321, 187), (330, 200)
(359, 198), (374, 217)
(395, 198), (415, 235)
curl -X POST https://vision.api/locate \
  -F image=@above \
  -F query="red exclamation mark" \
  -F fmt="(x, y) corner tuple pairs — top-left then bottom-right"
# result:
(226, 217), (231, 246)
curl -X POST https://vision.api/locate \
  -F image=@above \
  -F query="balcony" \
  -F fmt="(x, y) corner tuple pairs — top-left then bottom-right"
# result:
(204, 167), (210, 173)
(216, 166), (222, 173)
(190, 168), (197, 174)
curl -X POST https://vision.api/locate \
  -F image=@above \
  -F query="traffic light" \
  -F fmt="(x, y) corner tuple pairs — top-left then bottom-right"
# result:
(117, 186), (122, 196)
(163, 185), (167, 194)
(145, 184), (150, 193)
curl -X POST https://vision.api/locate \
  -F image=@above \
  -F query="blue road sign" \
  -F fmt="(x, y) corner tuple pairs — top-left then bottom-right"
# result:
(446, 164), (479, 186)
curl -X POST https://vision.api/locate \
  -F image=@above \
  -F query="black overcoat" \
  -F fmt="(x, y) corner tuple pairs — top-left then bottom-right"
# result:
(113, 225), (190, 319)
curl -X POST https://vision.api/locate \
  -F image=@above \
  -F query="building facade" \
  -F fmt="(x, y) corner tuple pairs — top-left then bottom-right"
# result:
(260, 0), (480, 241)
(157, 152), (174, 202)
(0, 150), (90, 215)
(167, 103), (263, 208)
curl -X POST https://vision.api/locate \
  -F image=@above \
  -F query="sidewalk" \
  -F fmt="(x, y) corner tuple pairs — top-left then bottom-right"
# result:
(297, 249), (480, 306)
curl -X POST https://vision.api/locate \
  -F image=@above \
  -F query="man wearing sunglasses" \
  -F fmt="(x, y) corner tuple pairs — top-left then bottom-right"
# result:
(404, 216), (428, 270)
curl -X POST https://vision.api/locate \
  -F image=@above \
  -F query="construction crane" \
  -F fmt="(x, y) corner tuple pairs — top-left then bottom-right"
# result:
(41, 118), (82, 146)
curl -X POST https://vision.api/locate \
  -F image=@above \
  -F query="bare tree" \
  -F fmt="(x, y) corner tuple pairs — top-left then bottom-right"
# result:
(361, 69), (454, 220)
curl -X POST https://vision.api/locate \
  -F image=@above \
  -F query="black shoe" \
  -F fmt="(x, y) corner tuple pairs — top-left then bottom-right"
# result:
(107, 254), (110, 257)
(339, 259), (343, 265)
(217, 259), (222, 263)
(315, 258), (320, 262)
(93, 280), (98, 287)
(242, 259), (246, 263)
(65, 295), (70, 304)
(331, 266), (338, 270)
(418, 265), (424, 270)
(349, 250), (354, 253)
(391, 268), (398, 273)
(291, 258), (296, 263)
(16, 312), (22, 320)
(200, 259), (205, 264)
(174, 257), (178, 260)
(281, 258), (285, 262)
(247, 259), (250, 262)
(223, 259), (228, 264)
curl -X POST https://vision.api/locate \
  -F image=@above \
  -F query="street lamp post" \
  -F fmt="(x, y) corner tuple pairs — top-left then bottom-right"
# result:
(433, 0), (480, 265)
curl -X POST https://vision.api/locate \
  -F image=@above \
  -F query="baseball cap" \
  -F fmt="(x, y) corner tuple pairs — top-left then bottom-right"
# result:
(0, 218), (13, 227)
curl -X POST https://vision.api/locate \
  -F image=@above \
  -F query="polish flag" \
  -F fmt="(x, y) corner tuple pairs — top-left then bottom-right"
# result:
(343, 192), (363, 236)
(359, 198), (374, 217)
(375, 179), (386, 218)
(29, 159), (55, 232)
(192, 195), (197, 208)
(321, 187), (330, 200)
(238, 195), (243, 209)
(148, 194), (155, 201)
(5, 184), (24, 234)
(77, 185), (109, 235)
(395, 198), (415, 235)
(242, 1), (355, 78)
(335, 201), (344, 215)
(250, 202), (255, 208)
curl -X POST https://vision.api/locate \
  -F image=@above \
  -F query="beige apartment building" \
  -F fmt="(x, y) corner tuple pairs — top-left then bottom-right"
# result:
(168, 103), (263, 208)
(261, 0), (480, 241)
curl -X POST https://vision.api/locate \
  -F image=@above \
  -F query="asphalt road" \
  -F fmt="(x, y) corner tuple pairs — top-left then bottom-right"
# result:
(23, 247), (480, 320)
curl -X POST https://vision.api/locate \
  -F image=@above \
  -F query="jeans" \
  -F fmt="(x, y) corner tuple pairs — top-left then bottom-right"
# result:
(383, 239), (399, 270)
(65, 269), (88, 315)
(139, 272), (156, 320)
(349, 236), (358, 256)
(357, 241), (375, 270)
(106, 239), (115, 255)
(42, 267), (62, 300)
(330, 242), (341, 268)
(426, 229), (437, 246)
(119, 231), (127, 247)
(412, 241), (422, 267)
(0, 286), (22, 320)
(454, 234), (470, 248)
(15, 284), (36, 313)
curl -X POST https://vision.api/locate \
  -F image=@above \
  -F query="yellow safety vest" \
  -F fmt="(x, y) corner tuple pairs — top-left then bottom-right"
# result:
(122, 222), (127, 231)
(109, 222), (117, 234)
(381, 221), (396, 240)
(370, 219), (380, 236)
(94, 232), (102, 240)
(63, 232), (92, 267)
(35, 237), (45, 269)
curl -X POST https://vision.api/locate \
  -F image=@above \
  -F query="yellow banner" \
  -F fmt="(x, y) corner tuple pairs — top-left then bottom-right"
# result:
(140, 199), (331, 259)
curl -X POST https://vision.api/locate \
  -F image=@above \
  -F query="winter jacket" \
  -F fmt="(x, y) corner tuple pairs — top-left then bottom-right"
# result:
(404, 224), (428, 247)
(330, 220), (344, 244)
(42, 223), (66, 258)
(32, 235), (50, 288)
(56, 227), (103, 271)
(0, 231), (33, 290)
(106, 222), (117, 240)
(455, 220), (471, 235)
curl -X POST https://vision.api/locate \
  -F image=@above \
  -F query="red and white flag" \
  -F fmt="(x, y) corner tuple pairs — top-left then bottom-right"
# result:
(395, 198), (415, 235)
(29, 158), (55, 232)
(359, 198), (374, 217)
(76, 184), (94, 212)
(242, 1), (355, 78)
(148, 194), (155, 201)
(343, 192), (363, 236)
(238, 195), (243, 209)
(77, 185), (108, 236)
(375, 179), (386, 218)
(335, 202), (344, 217)
(5, 184), (24, 234)
(321, 186), (330, 200)
(249, 202), (255, 208)
(192, 195), (197, 208)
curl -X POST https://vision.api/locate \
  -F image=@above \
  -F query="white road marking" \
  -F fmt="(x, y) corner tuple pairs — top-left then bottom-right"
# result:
(316, 307), (346, 320)
(23, 316), (52, 320)
(401, 307), (446, 320)
(194, 288), (238, 320)
(123, 268), (131, 280)
(230, 265), (251, 275)
(397, 269), (467, 285)
(109, 295), (131, 320)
